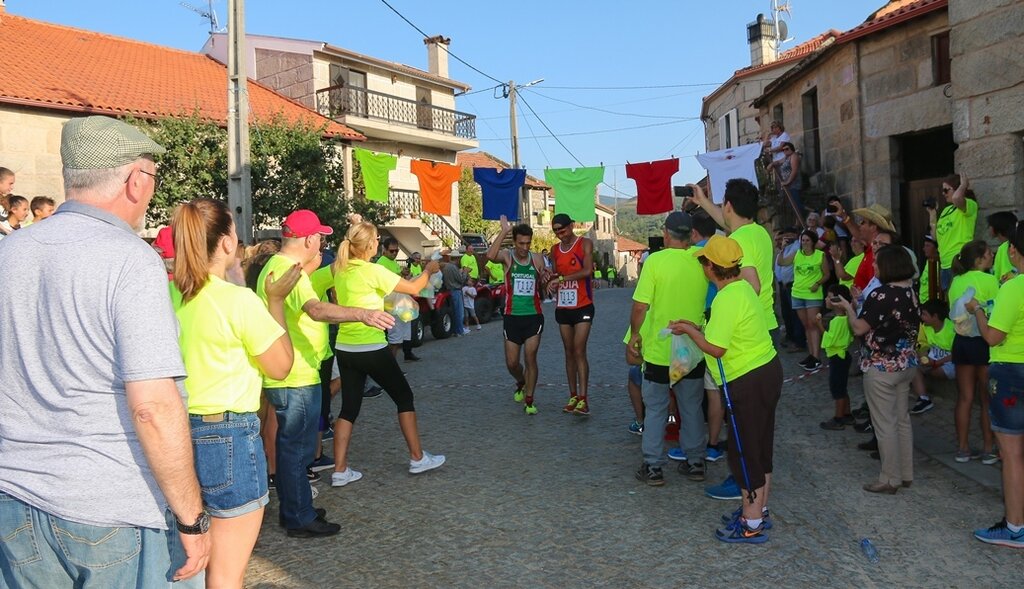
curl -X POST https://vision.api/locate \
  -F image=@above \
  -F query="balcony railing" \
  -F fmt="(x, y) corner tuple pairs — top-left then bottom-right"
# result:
(316, 85), (476, 140)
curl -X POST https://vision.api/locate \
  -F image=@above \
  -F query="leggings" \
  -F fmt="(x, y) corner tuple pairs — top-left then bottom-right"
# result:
(318, 356), (334, 431)
(336, 347), (415, 423)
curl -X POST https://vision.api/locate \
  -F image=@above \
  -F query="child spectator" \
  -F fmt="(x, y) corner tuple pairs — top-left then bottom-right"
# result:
(0, 195), (29, 237)
(910, 299), (955, 415)
(462, 279), (482, 331)
(29, 196), (56, 222)
(818, 284), (855, 430)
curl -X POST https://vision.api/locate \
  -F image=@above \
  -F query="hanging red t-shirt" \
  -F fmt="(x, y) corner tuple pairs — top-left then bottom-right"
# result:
(411, 160), (462, 216)
(626, 158), (679, 215)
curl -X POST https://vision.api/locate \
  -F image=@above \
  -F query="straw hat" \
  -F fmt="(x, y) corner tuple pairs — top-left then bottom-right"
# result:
(851, 204), (894, 231)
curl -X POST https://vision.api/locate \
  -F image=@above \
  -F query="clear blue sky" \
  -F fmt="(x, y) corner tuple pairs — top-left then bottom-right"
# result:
(11, 0), (885, 196)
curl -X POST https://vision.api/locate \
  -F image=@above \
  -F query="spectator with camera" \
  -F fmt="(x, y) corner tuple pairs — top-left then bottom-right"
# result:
(929, 172), (977, 291)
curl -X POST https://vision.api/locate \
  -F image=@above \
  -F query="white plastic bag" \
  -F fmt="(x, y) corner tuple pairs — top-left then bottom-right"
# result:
(659, 328), (704, 385)
(383, 292), (419, 322)
(950, 286), (980, 337)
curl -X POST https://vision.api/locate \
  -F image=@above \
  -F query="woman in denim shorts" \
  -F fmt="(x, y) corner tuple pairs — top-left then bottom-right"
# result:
(172, 199), (301, 585)
(969, 221), (1024, 549)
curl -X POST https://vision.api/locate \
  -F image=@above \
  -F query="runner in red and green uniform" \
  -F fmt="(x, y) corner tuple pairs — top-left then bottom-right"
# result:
(486, 215), (550, 415)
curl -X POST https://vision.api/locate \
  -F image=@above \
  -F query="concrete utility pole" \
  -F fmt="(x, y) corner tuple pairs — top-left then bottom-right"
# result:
(227, 0), (253, 243)
(507, 78), (544, 224)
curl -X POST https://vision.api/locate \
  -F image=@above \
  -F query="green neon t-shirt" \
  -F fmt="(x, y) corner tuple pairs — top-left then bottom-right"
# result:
(177, 276), (284, 414)
(988, 275), (1024, 363)
(376, 255), (401, 275)
(821, 315), (853, 359)
(841, 253), (863, 289)
(993, 241), (1018, 285)
(310, 265), (334, 301)
(355, 148), (398, 203)
(729, 222), (778, 330)
(545, 167), (605, 222)
(632, 247), (708, 366)
(935, 199), (979, 269)
(461, 254), (479, 279)
(257, 254), (330, 388)
(334, 259), (401, 347)
(485, 260), (505, 284)
(704, 280), (777, 385)
(949, 270), (999, 313)
(792, 249), (824, 300)
(922, 318), (955, 352)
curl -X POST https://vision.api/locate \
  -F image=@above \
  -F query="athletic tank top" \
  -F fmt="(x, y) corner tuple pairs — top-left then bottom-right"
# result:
(551, 237), (593, 309)
(505, 251), (541, 316)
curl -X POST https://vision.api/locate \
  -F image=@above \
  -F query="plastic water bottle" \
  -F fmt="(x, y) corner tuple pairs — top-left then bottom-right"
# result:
(860, 538), (879, 563)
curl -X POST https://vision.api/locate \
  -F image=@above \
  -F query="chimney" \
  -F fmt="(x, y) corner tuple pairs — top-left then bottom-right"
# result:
(424, 35), (451, 79)
(747, 14), (777, 67)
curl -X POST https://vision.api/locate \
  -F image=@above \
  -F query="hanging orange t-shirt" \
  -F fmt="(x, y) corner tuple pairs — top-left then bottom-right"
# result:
(410, 160), (461, 216)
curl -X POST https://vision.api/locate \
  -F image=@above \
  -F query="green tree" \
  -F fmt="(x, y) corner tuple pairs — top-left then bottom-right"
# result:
(457, 167), (498, 236)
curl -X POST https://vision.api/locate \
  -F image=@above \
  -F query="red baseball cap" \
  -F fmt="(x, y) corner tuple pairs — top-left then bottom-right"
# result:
(282, 210), (333, 238)
(153, 226), (175, 259)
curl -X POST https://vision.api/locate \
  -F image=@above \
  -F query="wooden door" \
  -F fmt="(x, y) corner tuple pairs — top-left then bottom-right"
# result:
(900, 178), (944, 259)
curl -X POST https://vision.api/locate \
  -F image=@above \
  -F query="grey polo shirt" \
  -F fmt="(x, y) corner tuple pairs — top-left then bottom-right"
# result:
(0, 201), (186, 529)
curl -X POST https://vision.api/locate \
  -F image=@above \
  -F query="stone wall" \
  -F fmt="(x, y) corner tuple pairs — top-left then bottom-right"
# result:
(254, 49), (315, 110)
(0, 106), (70, 204)
(950, 0), (1024, 216)
(703, 75), (779, 152)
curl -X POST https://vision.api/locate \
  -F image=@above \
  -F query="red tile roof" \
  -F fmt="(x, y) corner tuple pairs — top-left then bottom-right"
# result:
(616, 236), (648, 252)
(839, 0), (947, 44)
(733, 29), (843, 80)
(0, 14), (364, 140)
(456, 151), (549, 188)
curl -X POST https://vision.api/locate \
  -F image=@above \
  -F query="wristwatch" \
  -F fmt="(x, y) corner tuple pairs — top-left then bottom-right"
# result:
(176, 510), (211, 535)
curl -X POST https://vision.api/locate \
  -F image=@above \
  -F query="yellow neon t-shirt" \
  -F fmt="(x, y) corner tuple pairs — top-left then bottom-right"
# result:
(949, 270), (1000, 313)
(936, 199), (979, 269)
(334, 259), (401, 347)
(921, 318), (955, 352)
(988, 275), (1024, 363)
(632, 247), (708, 366)
(792, 249), (824, 300)
(309, 265), (334, 301)
(841, 253), (864, 289)
(821, 315), (853, 359)
(461, 254), (479, 279)
(176, 276), (284, 413)
(377, 255), (402, 275)
(730, 222), (779, 330)
(485, 260), (505, 284)
(704, 280), (777, 385)
(257, 254), (329, 388)
(993, 241), (1018, 285)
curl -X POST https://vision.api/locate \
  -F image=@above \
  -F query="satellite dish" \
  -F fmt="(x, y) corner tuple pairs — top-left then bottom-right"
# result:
(778, 20), (789, 40)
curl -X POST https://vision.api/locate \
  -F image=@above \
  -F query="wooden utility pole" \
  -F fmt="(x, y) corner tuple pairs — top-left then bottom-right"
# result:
(227, 0), (253, 243)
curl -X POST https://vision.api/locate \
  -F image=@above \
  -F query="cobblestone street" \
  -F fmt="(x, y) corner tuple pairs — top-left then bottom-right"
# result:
(247, 287), (1018, 588)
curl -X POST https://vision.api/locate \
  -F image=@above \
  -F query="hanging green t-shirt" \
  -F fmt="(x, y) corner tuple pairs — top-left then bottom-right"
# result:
(988, 275), (1024, 363)
(632, 247), (708, 367)
(821, 315), (853, 359)
(792, 249), (824, 300)
(993, 240), (1018, 285)
(935, 199), (979, 269)
(729, 222), (778, 330)
(545, 167), (605, 222)
(355, 148), (398, 203)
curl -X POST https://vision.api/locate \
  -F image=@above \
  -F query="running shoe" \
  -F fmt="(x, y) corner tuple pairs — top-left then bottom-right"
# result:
(705, 474), (742, 500)
(852, 403), (870, 419)
(802, 357), (822, 372)
(797, 355), (815, 368)
(306, 468), (321, 483)
(910, 398), (934, 415)
(705, 444), (725, 462)
(973, 519), (1024, 548)
(308, 454), (334, 473)
(363, 385), (384, 399)
(322, 427), (334, 442)
(854, 420), (874, 433)
(513, 388), (525, 403)
(819, 417), (846, 431)
(716, 517), (769, 544)
(981, 451), (1000, 465)
(681, 460), (706, 482)
(524, 403), (538, 415)
(330, 467), (363, 487)
(409, 451), (446, 474)
(667, 447), (688, 462)
(721, 507), (773, 530)
(954, 449), (972, 463)
(563, 396), (579, 413)
(635, 462), (665, 486)
(628, 419), (643, 436)
(573, 398), (590, 416)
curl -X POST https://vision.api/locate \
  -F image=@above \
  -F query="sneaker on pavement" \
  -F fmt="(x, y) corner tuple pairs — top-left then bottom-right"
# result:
(410, 451), (446, 474)
(476, 325), (482, 331)
(819, 417), (846, 431)
(973, 519), (1024, 548)
(716, 517), (769, 544)
(321, 427), (334, 442)
(802, 357), (822, 372)
(279, 507), (326, 528)
(331, 467), (363, 487)
(954, 449), (972, 463)
(628, 419), (644, 436)
(852, 403), (870, 419)
(563, 396), (579, 413)
(309, 454), (334, 473)
(306, 468), (321, 483)
(981, 451), (1000, 465)
(513, 388), (525, 403)
(667, 447), (688, 462)
(838, 414), (856, 425)
(635, 463), (665, 486)
(573, 399), (590, 416)
(721, 507), (773, 530)
(797, 354), (814, 368)
(681, 460), (706, 482)
(854, 420), (874, 433)
(363, 385), (384, 399)
(705, 444), (725, 462)
(705, 475), (742, 500)
(286, 517), (340, 538)
(910, 398), (934, 415)
(524, 403), (538, 415)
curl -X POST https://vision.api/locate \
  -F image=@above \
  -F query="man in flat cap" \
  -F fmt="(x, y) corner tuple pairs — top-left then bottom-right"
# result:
(0, 116), (209, 586)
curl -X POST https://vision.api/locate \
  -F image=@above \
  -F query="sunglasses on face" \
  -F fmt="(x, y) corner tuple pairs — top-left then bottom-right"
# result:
(942, 187), (951, 193)
(387, 249), (399, 254)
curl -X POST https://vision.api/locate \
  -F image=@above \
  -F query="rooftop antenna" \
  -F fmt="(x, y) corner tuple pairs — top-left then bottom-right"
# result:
(180, 1), (223, 34)
(771, 0), (794, 59)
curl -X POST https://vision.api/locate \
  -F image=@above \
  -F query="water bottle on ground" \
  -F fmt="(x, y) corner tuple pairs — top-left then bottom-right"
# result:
(860, 538), (879, 563)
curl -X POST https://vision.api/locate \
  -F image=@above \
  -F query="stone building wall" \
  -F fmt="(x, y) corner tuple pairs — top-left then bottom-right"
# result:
(0, 106), (70, 204)
(254, 49), (315, 110)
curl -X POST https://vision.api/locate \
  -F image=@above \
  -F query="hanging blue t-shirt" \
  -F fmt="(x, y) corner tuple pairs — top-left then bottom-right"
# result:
(474, 168), (526, 220)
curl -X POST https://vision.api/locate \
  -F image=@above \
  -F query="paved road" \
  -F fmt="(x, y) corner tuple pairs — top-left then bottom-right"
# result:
(247, 286), (1017, 588)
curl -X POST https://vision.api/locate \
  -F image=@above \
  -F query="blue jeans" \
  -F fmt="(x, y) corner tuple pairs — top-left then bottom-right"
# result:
(189, 412), (269, 518)
(264, 385), (321, 529)
(0, 491), (199, 588)
(449, 289), (466, 334)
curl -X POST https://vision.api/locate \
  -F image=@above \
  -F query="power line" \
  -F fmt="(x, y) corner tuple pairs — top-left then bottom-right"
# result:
(516, 92), (584, 167)
(523, 88), (698, 121)
(519, 106), (552, 168)
(476, 118), (694, 141)
(475, 88), (708, 122)
(537, 83), (721, 90)
(457, 84), (503, 97)
(378, 0), (504, 85)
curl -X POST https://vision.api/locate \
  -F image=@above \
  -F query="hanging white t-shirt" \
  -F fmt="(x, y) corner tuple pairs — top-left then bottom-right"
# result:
(695, 143), (762, 204)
